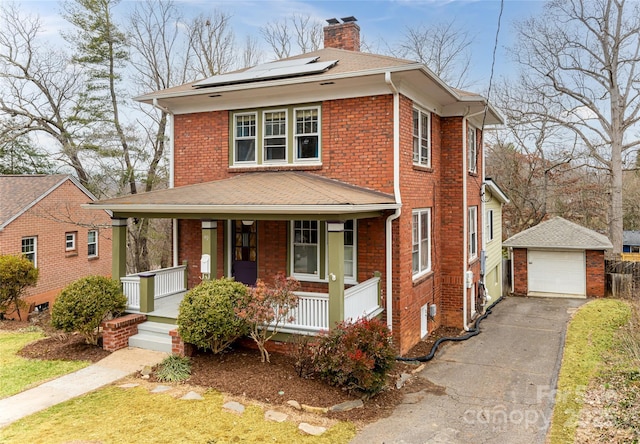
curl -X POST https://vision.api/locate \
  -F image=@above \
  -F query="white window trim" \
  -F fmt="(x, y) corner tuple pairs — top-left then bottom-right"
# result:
(412, 209), (431, 279)
(65, 232), (76, 251)
(486, 209), (494, 242)
(233, 112), (258, 165)
(412, 108), (431, 167)
(469, 206), (478, 260)
(263, 109), (288, 164)
(467, 124), (477, 173)
(324, 220), (358, 284)
(88, 230), (98, 258)
(22, 236), (37, 267)
(293, 106), (321, 164)
(291, 220), (321, 281)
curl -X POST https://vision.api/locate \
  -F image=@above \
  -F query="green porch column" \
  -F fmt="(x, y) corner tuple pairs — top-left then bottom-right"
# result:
(327, 221), (345, 328)
(111, 218), (127, 284)
(138, 272), (155, 313)
(201, 220), (218, 280)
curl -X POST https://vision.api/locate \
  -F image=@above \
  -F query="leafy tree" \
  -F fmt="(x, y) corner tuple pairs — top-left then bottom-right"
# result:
(0, 132), (53, 174)
(0, 254), (38, 320)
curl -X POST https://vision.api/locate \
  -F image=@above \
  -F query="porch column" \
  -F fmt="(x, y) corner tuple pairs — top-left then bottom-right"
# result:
(111, 218), (127, 284)
(138, 272), (155, 313)
(201, 220), (217, 280)
(327, 221), (345, 328)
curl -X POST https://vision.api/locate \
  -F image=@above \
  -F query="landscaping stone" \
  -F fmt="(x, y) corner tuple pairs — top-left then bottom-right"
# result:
(329, 399), (364, 412)
(264, 410), (288, 422)
(150, 385), (171, 393)
(118, 383), (139, 389)
(140, 365), (153, 376)
(301, 404), (328, 414)
(223, 401), (245, 414)
(180, 391), (203, 400)
(298, 422), (327, 436)
(286, 400), (301, 410)
(396, 372), (412, 389)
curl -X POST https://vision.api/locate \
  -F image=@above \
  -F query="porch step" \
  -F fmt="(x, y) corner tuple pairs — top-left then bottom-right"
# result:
(128, 321), (174, 353)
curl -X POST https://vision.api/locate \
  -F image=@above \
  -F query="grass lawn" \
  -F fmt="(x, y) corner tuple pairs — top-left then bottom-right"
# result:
(547, 298), (631, 443)
(0, 330), (89, 398)
(0, 385), (356, 444)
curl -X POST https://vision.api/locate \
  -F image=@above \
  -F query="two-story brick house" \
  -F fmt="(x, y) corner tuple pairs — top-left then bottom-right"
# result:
(90, 19), (503, 355)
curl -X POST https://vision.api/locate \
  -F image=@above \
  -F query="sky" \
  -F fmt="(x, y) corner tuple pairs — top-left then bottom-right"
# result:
(19, 0), (547, 92)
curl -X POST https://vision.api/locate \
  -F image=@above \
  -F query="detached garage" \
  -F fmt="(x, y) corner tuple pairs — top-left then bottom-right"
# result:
(503, 217), (612, 298)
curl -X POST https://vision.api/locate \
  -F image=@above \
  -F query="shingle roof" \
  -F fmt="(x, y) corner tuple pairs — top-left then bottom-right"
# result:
(0, 174), (70, 229)
(88, 171), (398, 215)
(623, 230), (640, 246)
(502, 217), (612, 250)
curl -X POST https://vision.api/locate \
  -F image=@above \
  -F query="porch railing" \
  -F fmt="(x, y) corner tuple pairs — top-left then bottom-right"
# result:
(121, 265), (187, 310)
(279, 292), (329, 333)
(344, 276), (382, 321)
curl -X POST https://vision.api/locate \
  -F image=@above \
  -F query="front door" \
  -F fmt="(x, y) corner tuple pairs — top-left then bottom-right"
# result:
(232, 220), (257, 286)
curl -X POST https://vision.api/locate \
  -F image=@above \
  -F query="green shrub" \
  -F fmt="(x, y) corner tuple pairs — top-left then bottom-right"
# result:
(314, 318), (396, 397)
(156, 355), (192, 382)
(51, 276), (126, 345)
(177, 278), (249, 353)
(0, 254), (39, 320)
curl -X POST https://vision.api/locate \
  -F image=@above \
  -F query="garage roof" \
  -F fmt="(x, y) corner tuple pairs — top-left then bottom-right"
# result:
(503, 217), (612, 250)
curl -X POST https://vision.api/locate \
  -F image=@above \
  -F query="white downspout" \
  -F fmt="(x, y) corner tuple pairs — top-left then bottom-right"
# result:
(385, 72), (402, 331)
(153, 98), (178, 267)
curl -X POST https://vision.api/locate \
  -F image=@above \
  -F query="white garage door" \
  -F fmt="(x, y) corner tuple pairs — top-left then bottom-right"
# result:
(527, 250), (586, 297)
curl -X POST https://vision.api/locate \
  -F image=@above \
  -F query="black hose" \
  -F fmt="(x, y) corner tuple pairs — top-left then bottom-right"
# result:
(396, 294), (505, 363)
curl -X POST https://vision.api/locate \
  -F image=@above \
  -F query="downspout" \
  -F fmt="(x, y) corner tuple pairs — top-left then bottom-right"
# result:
(153, 98), (178, 267)
(385, 71), (402, 331)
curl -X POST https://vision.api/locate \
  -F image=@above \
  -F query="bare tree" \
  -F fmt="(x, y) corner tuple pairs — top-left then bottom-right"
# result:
(511, 0), (640, 253)
(187, 10), (236, 77)
(241, 35), (263, 68)
(261, 13), (323, 59)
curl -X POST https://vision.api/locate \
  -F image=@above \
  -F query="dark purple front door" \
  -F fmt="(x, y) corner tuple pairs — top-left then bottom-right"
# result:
(232, 220), (257, 286)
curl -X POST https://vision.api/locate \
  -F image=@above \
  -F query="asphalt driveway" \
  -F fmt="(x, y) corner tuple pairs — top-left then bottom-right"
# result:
(351, 296), (586, 444)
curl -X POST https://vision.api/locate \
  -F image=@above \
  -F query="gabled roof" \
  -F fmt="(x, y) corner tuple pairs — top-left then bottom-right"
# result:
(484, 178), (509, 204)
(86, 171), (399, 216)
(502, 217), (612, 251)
(623, 230), (640, 246)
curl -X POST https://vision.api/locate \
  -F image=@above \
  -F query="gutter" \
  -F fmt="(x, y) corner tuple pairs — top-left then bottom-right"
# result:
(384, 71), (402, 331)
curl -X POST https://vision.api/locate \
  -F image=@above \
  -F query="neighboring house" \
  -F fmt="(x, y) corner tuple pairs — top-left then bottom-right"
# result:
(0, 174), (112, 315)
(482, 178), (509, 307)
(623, 231), (640, 253)
(89, 18), (503, 355)
(503, 217), (612, 299)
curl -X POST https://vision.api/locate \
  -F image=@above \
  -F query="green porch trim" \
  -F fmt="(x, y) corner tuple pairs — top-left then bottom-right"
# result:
(201, 220), (217, 280)
(138, 272), (155, 313)
(111, 218), (127, 284)
(327, 221), (345, 328)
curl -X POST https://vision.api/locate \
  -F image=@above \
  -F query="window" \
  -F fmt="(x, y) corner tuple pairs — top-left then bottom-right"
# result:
(467, 124), (477, 173)
(293, 220), (319, 276)
(264, 110), (287, 162)
(412, 209), (431, 277)
(486, 209), (494, 242)
(65, 232), (76, 251)
(88, 230), (98, 257)
(295, 107), (319, 160)
(412, 109), (431, 166)
(468, 206), (478, 259)
(343, 220), (356, 280)
(234, 113), (257, 163)
(21, 237), (37, 266)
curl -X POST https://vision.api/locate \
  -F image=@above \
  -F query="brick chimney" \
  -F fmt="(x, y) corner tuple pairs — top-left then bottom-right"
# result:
(323, 17), (360, 51)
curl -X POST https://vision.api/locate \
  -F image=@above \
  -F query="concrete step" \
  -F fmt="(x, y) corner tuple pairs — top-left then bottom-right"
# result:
(137, 321), (175, 335)
(128, 321), (174, 353)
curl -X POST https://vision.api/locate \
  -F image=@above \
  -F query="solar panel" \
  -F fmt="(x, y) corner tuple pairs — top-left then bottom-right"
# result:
(193, 57), (339, 88)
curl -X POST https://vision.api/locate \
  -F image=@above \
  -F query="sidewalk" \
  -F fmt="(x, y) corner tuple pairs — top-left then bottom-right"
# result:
(0, 347), (167, 428)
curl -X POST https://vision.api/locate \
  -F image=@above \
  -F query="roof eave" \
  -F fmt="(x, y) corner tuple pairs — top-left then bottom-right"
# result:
(503, 243), (613, 251)
(83, 203), (401, 214)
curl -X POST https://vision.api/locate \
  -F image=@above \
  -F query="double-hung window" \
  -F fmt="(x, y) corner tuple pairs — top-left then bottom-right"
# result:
(234, 113), (257, 163)
(65, 232), (76, 251)
(293, 220), (319, 277)
(468, 206), (478, 259)
(412, 109), (431, 166)
(467, 124), (477, 173)
(343, 220), (356, 281)
(264, 110), (287, 162)
(412, 209), (431, 277)
(88, 230), (98, 257)
(295, 107), (319, 161)
(486, 209), (494, 242)
(22, 236), (37, 266)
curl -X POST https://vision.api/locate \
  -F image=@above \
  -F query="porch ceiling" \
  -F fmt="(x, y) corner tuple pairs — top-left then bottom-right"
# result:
(85, 171), (399, 218)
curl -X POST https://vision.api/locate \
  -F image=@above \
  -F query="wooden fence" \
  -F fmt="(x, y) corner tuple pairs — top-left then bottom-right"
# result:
(605, 259), (640, 298)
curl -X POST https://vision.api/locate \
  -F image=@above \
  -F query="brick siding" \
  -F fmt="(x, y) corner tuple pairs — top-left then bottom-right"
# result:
(102, 314), (146, 352)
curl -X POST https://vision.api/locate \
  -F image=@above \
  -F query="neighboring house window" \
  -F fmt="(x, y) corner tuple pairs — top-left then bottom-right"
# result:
(469, 206), (478, 259)
(293, 220), (319, 277)
(486, 209), (494, 242)
(264, 110), (287, 162)
(412, 109), (431, 167)
(88, 230), (98, 257)
(467, 124), (477, 173)
(22, 236), (37, 266)
(65, 232), (77, 251)
(234, 113), (257, 163)
(412, 209), (431, 277)
(295, 107), (320, 161)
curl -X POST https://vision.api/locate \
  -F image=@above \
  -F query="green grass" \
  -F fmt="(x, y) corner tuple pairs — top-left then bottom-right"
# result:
(0, 331), (90, 398)
(0, 386), (357, 444)
(547, 298), (631, 444)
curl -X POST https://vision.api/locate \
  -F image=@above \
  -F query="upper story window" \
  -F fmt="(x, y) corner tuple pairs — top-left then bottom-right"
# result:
(22, 236), (37, 266)
(486, 209), (494, 242)
(413, 109), (431, 167)
(231, 105), (321, 167)
(469, 206), (478, 259)
(467, 124), (477, 173)
(412, 209), (431, 277)
(88, 230), (98, 257)
(65, 232), (77, 251)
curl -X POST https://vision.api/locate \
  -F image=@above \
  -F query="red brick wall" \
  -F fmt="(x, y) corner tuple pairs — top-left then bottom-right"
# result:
(0, 179), (112, 309)
(512, 248), (528, 296)
(102, 313), (146, 352)
(323, 22), (360, 51)
(586, 250), (605, 297)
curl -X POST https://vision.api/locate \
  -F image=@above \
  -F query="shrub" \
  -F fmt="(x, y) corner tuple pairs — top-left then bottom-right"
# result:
(177, 278), (249, 353)
(51, 276), (126, 345)
(0, 254), (39, 320)
(236, 273), (300, 363)
(156, 355), (192, 382)
(314, 318), (396, 397)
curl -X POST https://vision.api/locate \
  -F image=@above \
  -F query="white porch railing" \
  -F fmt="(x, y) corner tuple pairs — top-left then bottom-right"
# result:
(278, 292), (329, 333)
(121, 265), (187, 310)
(345, 276), (382, 321)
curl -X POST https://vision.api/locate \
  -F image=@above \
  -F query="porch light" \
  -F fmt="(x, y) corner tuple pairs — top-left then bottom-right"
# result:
(242, 220), (255, 226)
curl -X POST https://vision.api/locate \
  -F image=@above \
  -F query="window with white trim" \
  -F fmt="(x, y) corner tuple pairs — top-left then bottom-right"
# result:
(65, 232), (76, 251)
(343, 220), (356, 280)
(467, 124), (477, 173)
(22, 236), (37, 266)
(486, 209), (494, 242)
(234, 113), (257, 163)
(293, 220), (319, 277)
(412, 209), (431, 277)
(88, 230), (98, 257)
(412, 108), (431, 166)
(469, 206), (478, 259)
(295, 107), (319, 161)
(263, 110), (287, 162)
